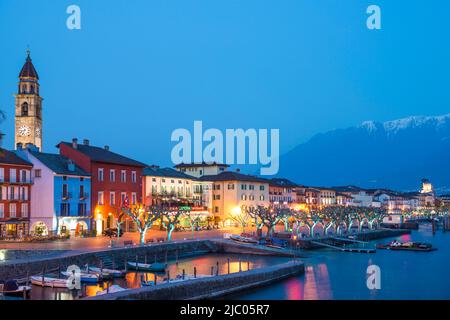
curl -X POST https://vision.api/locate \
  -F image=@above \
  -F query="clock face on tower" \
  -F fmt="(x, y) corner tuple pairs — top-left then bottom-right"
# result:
(18, 125), (31, 137)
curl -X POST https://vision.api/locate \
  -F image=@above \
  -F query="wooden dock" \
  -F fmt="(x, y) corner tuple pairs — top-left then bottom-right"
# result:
(310, 238), (376, 253)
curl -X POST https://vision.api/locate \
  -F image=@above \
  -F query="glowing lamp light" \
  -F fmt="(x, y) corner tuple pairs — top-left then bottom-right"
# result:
(232, 207), (241, 216)
(0, 250), (5, 261)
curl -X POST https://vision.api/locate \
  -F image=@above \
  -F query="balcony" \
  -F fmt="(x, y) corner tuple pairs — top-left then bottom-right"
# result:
(62, 192), (72, 201)
(0, 178), (33, 185)
(79, 192), (89, 200)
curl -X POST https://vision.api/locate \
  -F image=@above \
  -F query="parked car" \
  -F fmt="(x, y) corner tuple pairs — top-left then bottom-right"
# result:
(103, 228), (124, 237)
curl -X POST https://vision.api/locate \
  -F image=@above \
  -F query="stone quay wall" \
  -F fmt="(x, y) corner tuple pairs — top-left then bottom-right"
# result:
(87, 260), (305, 300)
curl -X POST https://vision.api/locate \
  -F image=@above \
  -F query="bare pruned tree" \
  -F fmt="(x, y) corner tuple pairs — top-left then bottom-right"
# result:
(123, 205), (161, 245)
(183, 210), (202, 239)
(160, 207), (183, 241)
(245, 206), (290, 239)
(227, 207), (250, 233)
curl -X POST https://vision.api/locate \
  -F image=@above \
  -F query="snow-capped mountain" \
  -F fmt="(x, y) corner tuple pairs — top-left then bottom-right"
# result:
(278, 114), (450, 192)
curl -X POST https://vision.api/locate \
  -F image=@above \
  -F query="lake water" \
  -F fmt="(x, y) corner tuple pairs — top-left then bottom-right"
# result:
(26, 223), (450, 300)
(232, 223), (450, 300)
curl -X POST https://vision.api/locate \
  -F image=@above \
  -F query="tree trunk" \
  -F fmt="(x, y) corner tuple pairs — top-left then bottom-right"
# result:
(167, 224), (175, 241)
(139, 229), (146, 245)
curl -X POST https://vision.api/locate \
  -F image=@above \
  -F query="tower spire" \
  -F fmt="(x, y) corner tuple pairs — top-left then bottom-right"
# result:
(15, 50), (43, 151)
(19, 48), (39, 79)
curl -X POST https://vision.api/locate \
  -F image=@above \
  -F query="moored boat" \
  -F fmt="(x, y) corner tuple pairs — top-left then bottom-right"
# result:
(229, 234), (258, 244)
(88, 266), (126, 278)
(0, 280), (31, 298)
(127, 262), (166, 272)
(376, 240), (436, 252)
(30, 276), (68, 288)
(61, 271), (100, 283)
(81, 267), (113, 280)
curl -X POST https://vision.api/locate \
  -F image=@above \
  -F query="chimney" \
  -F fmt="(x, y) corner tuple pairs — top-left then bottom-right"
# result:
(67, 159), (75, 172)
(83, 139), (89, 146)
(72, 138), (78, 149)
(25, 143), (39, 152)
(104, 145), (110, 151)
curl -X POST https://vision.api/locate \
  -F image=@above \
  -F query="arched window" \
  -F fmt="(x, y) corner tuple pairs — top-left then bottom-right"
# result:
(21, 102), (29, 116)
(22, 85), (26, 94)
(30, 85), (34, 94)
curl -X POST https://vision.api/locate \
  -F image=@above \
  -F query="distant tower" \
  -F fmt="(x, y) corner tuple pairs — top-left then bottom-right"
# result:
(14, 49), (43, 151)
(421, 178), (433, 194)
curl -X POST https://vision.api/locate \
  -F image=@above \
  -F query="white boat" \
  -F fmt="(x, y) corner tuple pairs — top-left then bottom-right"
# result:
(127, 262), (166, 272)
(230, 234), (258, 244)
(81, 268), (113, 279)
(30, 276), (68, 288)
(95, 285), (127, 296)
(88, 266), (126, 278)
(0, 280), (32, 298)
(61, 271), (100, 283)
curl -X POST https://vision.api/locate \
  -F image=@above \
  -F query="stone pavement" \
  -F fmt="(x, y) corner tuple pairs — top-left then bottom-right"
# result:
(0, 227), (243, 252)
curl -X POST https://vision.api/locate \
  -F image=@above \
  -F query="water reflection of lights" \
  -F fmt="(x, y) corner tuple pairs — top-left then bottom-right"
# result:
(285, 277), (304, 300)
(400, 234), (412, 242)
(303, 264), (333, 300)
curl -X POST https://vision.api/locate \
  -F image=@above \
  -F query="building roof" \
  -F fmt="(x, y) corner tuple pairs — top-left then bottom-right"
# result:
(0, 148), (33, 166)
(19, 51), (39, 79)
(174, 162), (229, 168)
(307, 186), (336, 192)
(143, 167), (193, 180)
(58, 142), (147, 167)
(29, 151), (90, 176)
(330, 185), (367, 193)
(268, 178), (298, 188)
(197, 171), (268, 183)
(336, 192), (352, 198)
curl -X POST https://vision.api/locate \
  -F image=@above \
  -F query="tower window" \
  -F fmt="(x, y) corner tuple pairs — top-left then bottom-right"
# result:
(22, 85), (26, 94)
(30, 85), (34, 94)
(21, 102), (29, 116)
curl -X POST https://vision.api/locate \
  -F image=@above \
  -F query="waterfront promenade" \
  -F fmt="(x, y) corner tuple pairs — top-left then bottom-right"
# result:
(0, 227), (246, 251)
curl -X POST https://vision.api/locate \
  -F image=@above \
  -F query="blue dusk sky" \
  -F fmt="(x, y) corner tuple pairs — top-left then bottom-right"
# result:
(1, 0), (449, 168)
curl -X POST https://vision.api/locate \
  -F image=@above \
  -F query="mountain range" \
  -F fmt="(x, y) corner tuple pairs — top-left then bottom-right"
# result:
(278, 114), (450, 193)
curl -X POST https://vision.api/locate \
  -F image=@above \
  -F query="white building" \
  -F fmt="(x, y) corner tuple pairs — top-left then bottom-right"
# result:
(142, 167), (194, 206)
(174, 162), (229, 178)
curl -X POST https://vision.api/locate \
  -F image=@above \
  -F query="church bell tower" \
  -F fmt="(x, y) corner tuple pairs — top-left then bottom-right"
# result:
(14, 49), (43, 151)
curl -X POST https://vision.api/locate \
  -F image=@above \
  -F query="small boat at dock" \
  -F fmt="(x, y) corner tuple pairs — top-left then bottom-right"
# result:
(127, 262), (166, 272)
(0, 280), (31, 298)
(88, 266), (126, 278)
(377, 240), (436, 252)
(30, 276), (68, 288)
(61, 271), (100, 283)
(229, 234), (258, 244)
